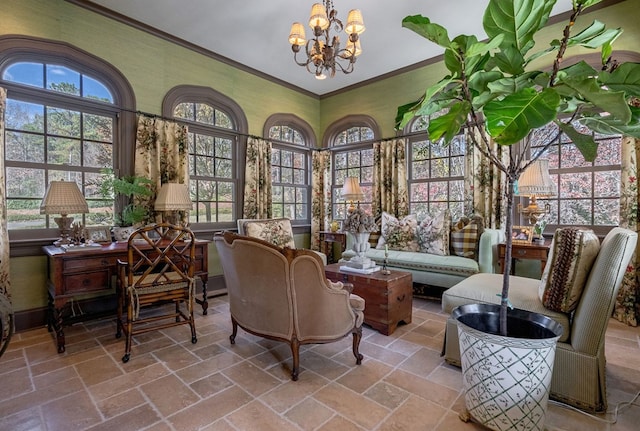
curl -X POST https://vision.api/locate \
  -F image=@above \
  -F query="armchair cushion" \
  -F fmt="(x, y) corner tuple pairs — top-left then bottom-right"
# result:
(538, 227), (600, 313)
(241, 218), (296, 248)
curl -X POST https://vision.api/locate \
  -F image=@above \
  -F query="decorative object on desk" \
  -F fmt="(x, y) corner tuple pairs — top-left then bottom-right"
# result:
(329, 220), (340, 232)
(341, 177), (364, 214)
(154, 182), (192, 226)
(533, 219), (547, 244)
(288, 0), (365, 80)
(511, 225), (532, 244)
(516, 159), (555, 226)
(40, 180), (89, 246)
(69, 222), (85, 245)
(85, 225), (112, 243)
(342, 204), (377, 270)
(381, 244), (391, 275)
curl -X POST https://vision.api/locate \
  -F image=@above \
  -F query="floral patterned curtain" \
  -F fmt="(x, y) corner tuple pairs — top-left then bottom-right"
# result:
(311, 150), (332, 251)
(613, 136), (640, 326)
(372, 139), (409, 219)
(134, 114), (189, 224)
(243, 137), (272, 219)
(0, 87), (13, 356)
(466, 128), (508, 229)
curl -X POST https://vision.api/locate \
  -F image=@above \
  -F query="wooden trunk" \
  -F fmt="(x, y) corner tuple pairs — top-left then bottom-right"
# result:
(324, 263), (413, 335)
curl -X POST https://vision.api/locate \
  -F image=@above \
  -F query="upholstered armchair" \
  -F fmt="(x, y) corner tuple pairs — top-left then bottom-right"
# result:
(214, 231), (364, 380)
(441, 227), (637, 412)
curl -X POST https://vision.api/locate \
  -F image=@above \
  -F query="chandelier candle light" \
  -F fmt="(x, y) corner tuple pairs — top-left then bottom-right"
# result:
(289, 0), (365, 80)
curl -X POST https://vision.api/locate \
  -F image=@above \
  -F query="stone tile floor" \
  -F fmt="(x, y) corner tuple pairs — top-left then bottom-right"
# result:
(1, 296), (639, 430)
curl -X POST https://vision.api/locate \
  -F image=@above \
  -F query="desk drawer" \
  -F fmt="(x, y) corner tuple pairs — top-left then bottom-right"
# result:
(512, 248), (547, 259)
(64, 269), (112, 294)
(64, 255), (119, 272)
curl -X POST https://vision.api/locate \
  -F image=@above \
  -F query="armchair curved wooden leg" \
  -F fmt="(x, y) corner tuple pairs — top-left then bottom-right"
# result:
(352, 326), (363, 365)
(229, 317), (238, 344)
(290, 337), (300, 381)
(122, 299), (133, 363)
(189, 303), (197, 344)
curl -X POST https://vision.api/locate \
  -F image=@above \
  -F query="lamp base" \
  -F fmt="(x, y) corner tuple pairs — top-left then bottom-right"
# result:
(53, 215), (74, 246)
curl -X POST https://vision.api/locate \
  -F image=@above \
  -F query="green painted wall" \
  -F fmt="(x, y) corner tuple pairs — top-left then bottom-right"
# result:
(3, 0), (639, 317)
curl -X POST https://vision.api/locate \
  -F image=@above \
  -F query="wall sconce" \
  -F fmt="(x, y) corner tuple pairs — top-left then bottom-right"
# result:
(517, 159), (556, 226)
(40, 180), (89, 246)
(154, 183), (192, 226)
(342, 177), (364, 214)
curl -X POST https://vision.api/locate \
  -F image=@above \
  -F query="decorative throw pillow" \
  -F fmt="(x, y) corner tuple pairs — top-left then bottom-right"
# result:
(375, 212), (419, 252)
(538, 228), (600, 313)
(243, 218), (296, 249)
(450, 215), (484, 259)
(416, 210), (450, 255)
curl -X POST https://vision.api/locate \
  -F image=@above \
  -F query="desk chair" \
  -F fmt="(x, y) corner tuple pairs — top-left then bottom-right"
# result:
(116, 223), (197, 362)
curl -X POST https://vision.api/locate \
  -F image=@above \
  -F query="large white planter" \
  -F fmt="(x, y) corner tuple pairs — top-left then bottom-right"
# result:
(346, 232), (375, 269)
(453, 304), (562, 431)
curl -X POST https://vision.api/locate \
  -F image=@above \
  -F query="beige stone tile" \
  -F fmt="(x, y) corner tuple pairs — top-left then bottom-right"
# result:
(398, 347), (446, 377)
(384, 369), (459, 409)
(176, 350), (240, 383)
(33, 365), (78, 390)
(295, 350), (350, 380)
(357, 340), (408, 366)
(260, 372), (329, 413)
(0, 354), (27, 375)
(141, 374), (200, 416)
(0, 377), (84, 419)
(0, 368), (32, 402)
(316, 415), (364, 431)
(40, 390), (102, 431)
(313, 383), (390, 429)
(428, 364), (464, 392)
(85, 404), (161, 431)
(0, 406), (45, 431)
(337, 358), (393, 393)
(200, 418), (237, 431)
(222, 361), (282, 396)
(95, 387), (146, 419)
(152, 344), (200, 371)
(285, 397), (334, 431)
(88, 363), (171, 401)
(74, 355), (124, 386)
(377, 394), (448, 431)
(364, 381), (410, 410)
(434, 410), (486, 430)
(167, 386), (253, 431)
(189, 372), (234, 398)
(225, 400), (300, 431)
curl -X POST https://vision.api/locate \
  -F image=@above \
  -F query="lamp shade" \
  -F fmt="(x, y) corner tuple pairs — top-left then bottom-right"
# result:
(342, 177), (364, 201)
(308, 3), (329, 30)
(40, 181), (89, 215)
(288, 22), (306, 46)
(154, 183), (192, 211)
(345, 9), (365, 35)
(343, 39), (362, 58)
(517, 159), (556, 197)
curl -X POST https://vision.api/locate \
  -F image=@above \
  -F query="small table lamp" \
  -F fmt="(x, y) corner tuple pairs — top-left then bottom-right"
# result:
(342, 177), (364, 214)
(517, 159), (556, 225)
(154, 183), (193, 225)
(40, 180), (89, 246)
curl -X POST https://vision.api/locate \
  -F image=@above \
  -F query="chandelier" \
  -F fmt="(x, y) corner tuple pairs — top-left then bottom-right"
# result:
(288, 1), (365, 80)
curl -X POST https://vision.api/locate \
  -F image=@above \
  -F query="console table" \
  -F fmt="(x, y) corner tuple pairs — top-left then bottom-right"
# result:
(498, 240), (551, 277)
(43, 240), (209, 353)
(318, 231), (347, 264)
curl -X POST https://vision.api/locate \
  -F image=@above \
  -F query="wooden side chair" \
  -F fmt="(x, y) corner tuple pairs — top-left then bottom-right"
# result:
(116, 223), (197, 363)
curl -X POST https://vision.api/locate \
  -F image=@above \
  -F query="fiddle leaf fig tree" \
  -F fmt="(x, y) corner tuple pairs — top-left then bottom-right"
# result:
(397, 0), (640, 335)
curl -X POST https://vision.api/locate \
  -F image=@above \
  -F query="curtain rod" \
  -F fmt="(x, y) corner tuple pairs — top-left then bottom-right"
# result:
(120, 107), (419, 148)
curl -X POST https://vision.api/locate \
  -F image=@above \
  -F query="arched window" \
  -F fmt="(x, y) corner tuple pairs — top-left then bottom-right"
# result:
(405, 113), (466, 219)
(163, 85), (247, 228)
(0, 36), (135, 239)
(264, 114), (315, 223)
(324, 115), (379, 220)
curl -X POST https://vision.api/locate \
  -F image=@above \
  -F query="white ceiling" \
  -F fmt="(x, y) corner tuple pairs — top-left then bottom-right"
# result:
(87, 0), (575, 96)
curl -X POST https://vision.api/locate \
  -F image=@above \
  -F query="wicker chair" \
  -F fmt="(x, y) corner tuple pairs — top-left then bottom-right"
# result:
(116, 223), (197, 363)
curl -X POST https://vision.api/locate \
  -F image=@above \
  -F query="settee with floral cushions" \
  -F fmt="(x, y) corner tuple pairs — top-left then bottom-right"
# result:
(341, 211), (504, 289)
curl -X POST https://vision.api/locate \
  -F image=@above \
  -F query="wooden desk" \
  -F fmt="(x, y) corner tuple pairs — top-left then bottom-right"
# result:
(498, 240), (551, 276)
(318, 231), (347, 264)
(43, 240), (209, 353)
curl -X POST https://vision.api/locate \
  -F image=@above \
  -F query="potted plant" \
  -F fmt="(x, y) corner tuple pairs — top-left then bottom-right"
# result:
(397, 0), (640, 429)
(95, 168), (154, 240)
